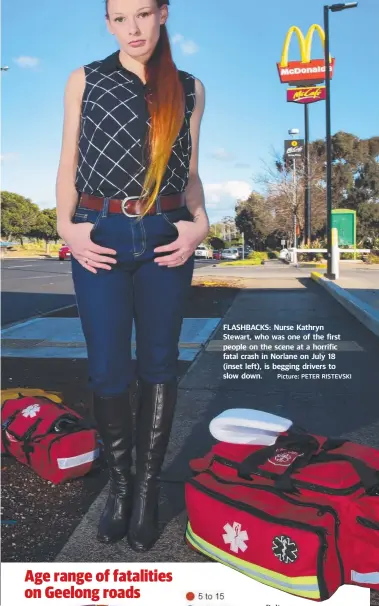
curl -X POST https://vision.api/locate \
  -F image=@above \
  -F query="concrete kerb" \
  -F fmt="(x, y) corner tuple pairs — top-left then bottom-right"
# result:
(311, 271), (379, 339)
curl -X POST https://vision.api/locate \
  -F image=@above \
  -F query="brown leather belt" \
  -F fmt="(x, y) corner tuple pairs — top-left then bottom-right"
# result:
(78, 192), (186, 216)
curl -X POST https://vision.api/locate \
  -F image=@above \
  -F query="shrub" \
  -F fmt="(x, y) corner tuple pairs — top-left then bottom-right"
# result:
(365, 253), (379, 264)
(247, 251), (268, 261)
(340, 251), (356, 260)
(220, 258), (262, 266)
(297, 239), (326, 262)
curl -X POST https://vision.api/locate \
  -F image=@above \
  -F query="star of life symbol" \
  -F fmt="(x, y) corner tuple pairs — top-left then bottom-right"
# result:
(268, 448), (302, 467)
(222, 522), (249, 553)
(272, 535), (298, 564)
(21, 404), (41, 418)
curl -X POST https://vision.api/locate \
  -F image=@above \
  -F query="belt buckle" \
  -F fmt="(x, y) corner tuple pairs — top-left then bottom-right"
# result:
(121, 195), (140, 217)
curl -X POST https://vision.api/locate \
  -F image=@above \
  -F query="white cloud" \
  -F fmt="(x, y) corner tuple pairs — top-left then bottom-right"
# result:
(180, 40), (199, 55)
(14, 56), (40, 68)
(171, 33), (199, 56)
(205, 181), (251, 201)
(204, 181), (251, 221)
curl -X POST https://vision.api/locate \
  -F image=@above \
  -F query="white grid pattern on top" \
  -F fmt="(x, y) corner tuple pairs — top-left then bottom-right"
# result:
(75, 53), (196, 199)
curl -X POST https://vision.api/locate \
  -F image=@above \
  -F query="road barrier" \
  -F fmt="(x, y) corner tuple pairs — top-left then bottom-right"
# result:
(286, 229), (370, 277)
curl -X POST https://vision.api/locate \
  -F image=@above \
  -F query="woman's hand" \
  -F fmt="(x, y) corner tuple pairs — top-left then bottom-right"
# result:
(154, 218), (209, 267)
(59, 222), (117, 273)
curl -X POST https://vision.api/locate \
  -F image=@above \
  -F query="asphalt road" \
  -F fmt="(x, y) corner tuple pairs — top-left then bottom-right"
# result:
(1, 258), (220, 328)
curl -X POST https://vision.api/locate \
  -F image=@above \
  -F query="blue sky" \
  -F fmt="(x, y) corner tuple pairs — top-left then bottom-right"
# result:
(2, 0), (378, 223)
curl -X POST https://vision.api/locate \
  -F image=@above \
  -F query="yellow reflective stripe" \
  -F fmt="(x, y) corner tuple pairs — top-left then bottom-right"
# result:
(186, 522), (320, 600)
(1, 388), (63, 405)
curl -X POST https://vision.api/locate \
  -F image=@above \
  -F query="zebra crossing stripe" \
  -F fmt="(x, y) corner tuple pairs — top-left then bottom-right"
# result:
(186, 522), (320, 600)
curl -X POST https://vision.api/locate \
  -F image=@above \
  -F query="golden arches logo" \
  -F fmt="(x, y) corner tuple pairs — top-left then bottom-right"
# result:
(280, 24), (331, 67)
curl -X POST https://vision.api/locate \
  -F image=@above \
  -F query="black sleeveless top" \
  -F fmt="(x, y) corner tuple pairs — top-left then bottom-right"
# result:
(75, 51), (196, 199)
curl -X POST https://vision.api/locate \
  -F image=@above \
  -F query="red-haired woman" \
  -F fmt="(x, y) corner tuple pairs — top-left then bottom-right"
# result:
(55, 0), (208, 552)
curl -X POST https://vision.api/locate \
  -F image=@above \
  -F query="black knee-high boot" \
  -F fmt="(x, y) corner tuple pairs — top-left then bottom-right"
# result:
(127, 379), (177, 552)
(93, 392), (134, 543)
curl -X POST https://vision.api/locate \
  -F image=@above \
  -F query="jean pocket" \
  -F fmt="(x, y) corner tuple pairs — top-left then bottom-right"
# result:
(162, 206), (193, 231)
(72, 208), (103, 233)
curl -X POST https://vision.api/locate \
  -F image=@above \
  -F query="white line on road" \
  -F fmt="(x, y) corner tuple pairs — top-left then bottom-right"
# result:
(14, 275), (61, 280)
(5, 264), (37, 269)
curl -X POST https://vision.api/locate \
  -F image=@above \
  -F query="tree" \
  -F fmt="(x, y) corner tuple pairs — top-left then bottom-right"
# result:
(311, 132), (379, 210)
(255, 132), (379, 246)
(235, 192), (273, 249)
(356, 202), (379, 244)
(1, 192), (40, 245)
(207, 236), (225, 250)
(256, 151), (326, 246)
(30, 208), (59, 253)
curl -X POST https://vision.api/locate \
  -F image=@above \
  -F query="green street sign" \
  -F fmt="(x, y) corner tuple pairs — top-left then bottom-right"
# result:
(331, 209), (356, 247)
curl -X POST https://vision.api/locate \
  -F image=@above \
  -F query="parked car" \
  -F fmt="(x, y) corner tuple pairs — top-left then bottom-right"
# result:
(195, 244), (213, 259)
(230, 247), (240, 258)
(212, 250), (222, 260)
(237, 247), (249, 258)
(221, 248), (239, 260)
(58, 244), (71, 261)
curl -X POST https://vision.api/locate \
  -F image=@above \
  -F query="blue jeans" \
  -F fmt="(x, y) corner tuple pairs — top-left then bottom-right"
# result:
(71, 197), (195, 397)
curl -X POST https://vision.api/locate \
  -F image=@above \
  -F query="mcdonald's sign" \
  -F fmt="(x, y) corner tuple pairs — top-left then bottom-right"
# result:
(277, 24), (335, 86)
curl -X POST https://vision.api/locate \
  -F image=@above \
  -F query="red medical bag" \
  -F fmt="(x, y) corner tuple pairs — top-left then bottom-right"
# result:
(185, 428), (379, 600)
(1, 391), (100, 484)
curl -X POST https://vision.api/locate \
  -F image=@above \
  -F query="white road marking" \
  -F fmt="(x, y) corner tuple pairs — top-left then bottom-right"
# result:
(14, 275), (59, 280)
(5, 264), (36, 269)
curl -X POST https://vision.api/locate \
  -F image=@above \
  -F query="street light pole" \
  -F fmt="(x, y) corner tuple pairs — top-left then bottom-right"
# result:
(324, 5), (334, 278)
(324, 2), (358, 279)
(304, 103), (311, 245)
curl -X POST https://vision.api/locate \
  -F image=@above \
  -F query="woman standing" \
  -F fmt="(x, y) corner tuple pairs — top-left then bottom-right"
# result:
(55, 0), (208, 552)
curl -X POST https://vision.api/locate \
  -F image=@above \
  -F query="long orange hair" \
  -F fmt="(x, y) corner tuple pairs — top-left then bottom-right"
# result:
(105, 0), (185, 215)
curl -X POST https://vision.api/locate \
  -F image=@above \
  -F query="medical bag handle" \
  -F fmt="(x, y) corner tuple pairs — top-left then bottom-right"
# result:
(237, 426), (321, 481)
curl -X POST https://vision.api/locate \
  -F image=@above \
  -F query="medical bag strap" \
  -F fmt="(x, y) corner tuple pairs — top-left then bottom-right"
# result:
(237, 430), (321, 481)
(1, 409), (43, 463)
(306, 451), (379, 494)
(1, 410), (19, 455)
(21, 419), (44, 463)
(21, 414), (94, 465)
(321, 437), (348, 451)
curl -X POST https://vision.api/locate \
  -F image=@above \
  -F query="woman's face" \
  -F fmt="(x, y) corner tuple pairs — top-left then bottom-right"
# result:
(106, 0), (168, 60)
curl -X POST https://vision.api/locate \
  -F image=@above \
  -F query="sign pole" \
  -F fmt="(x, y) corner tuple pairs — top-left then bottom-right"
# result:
(304, 103), (311, 245)
(293, 158), (297, 264)
(324, 6), (335, 279)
